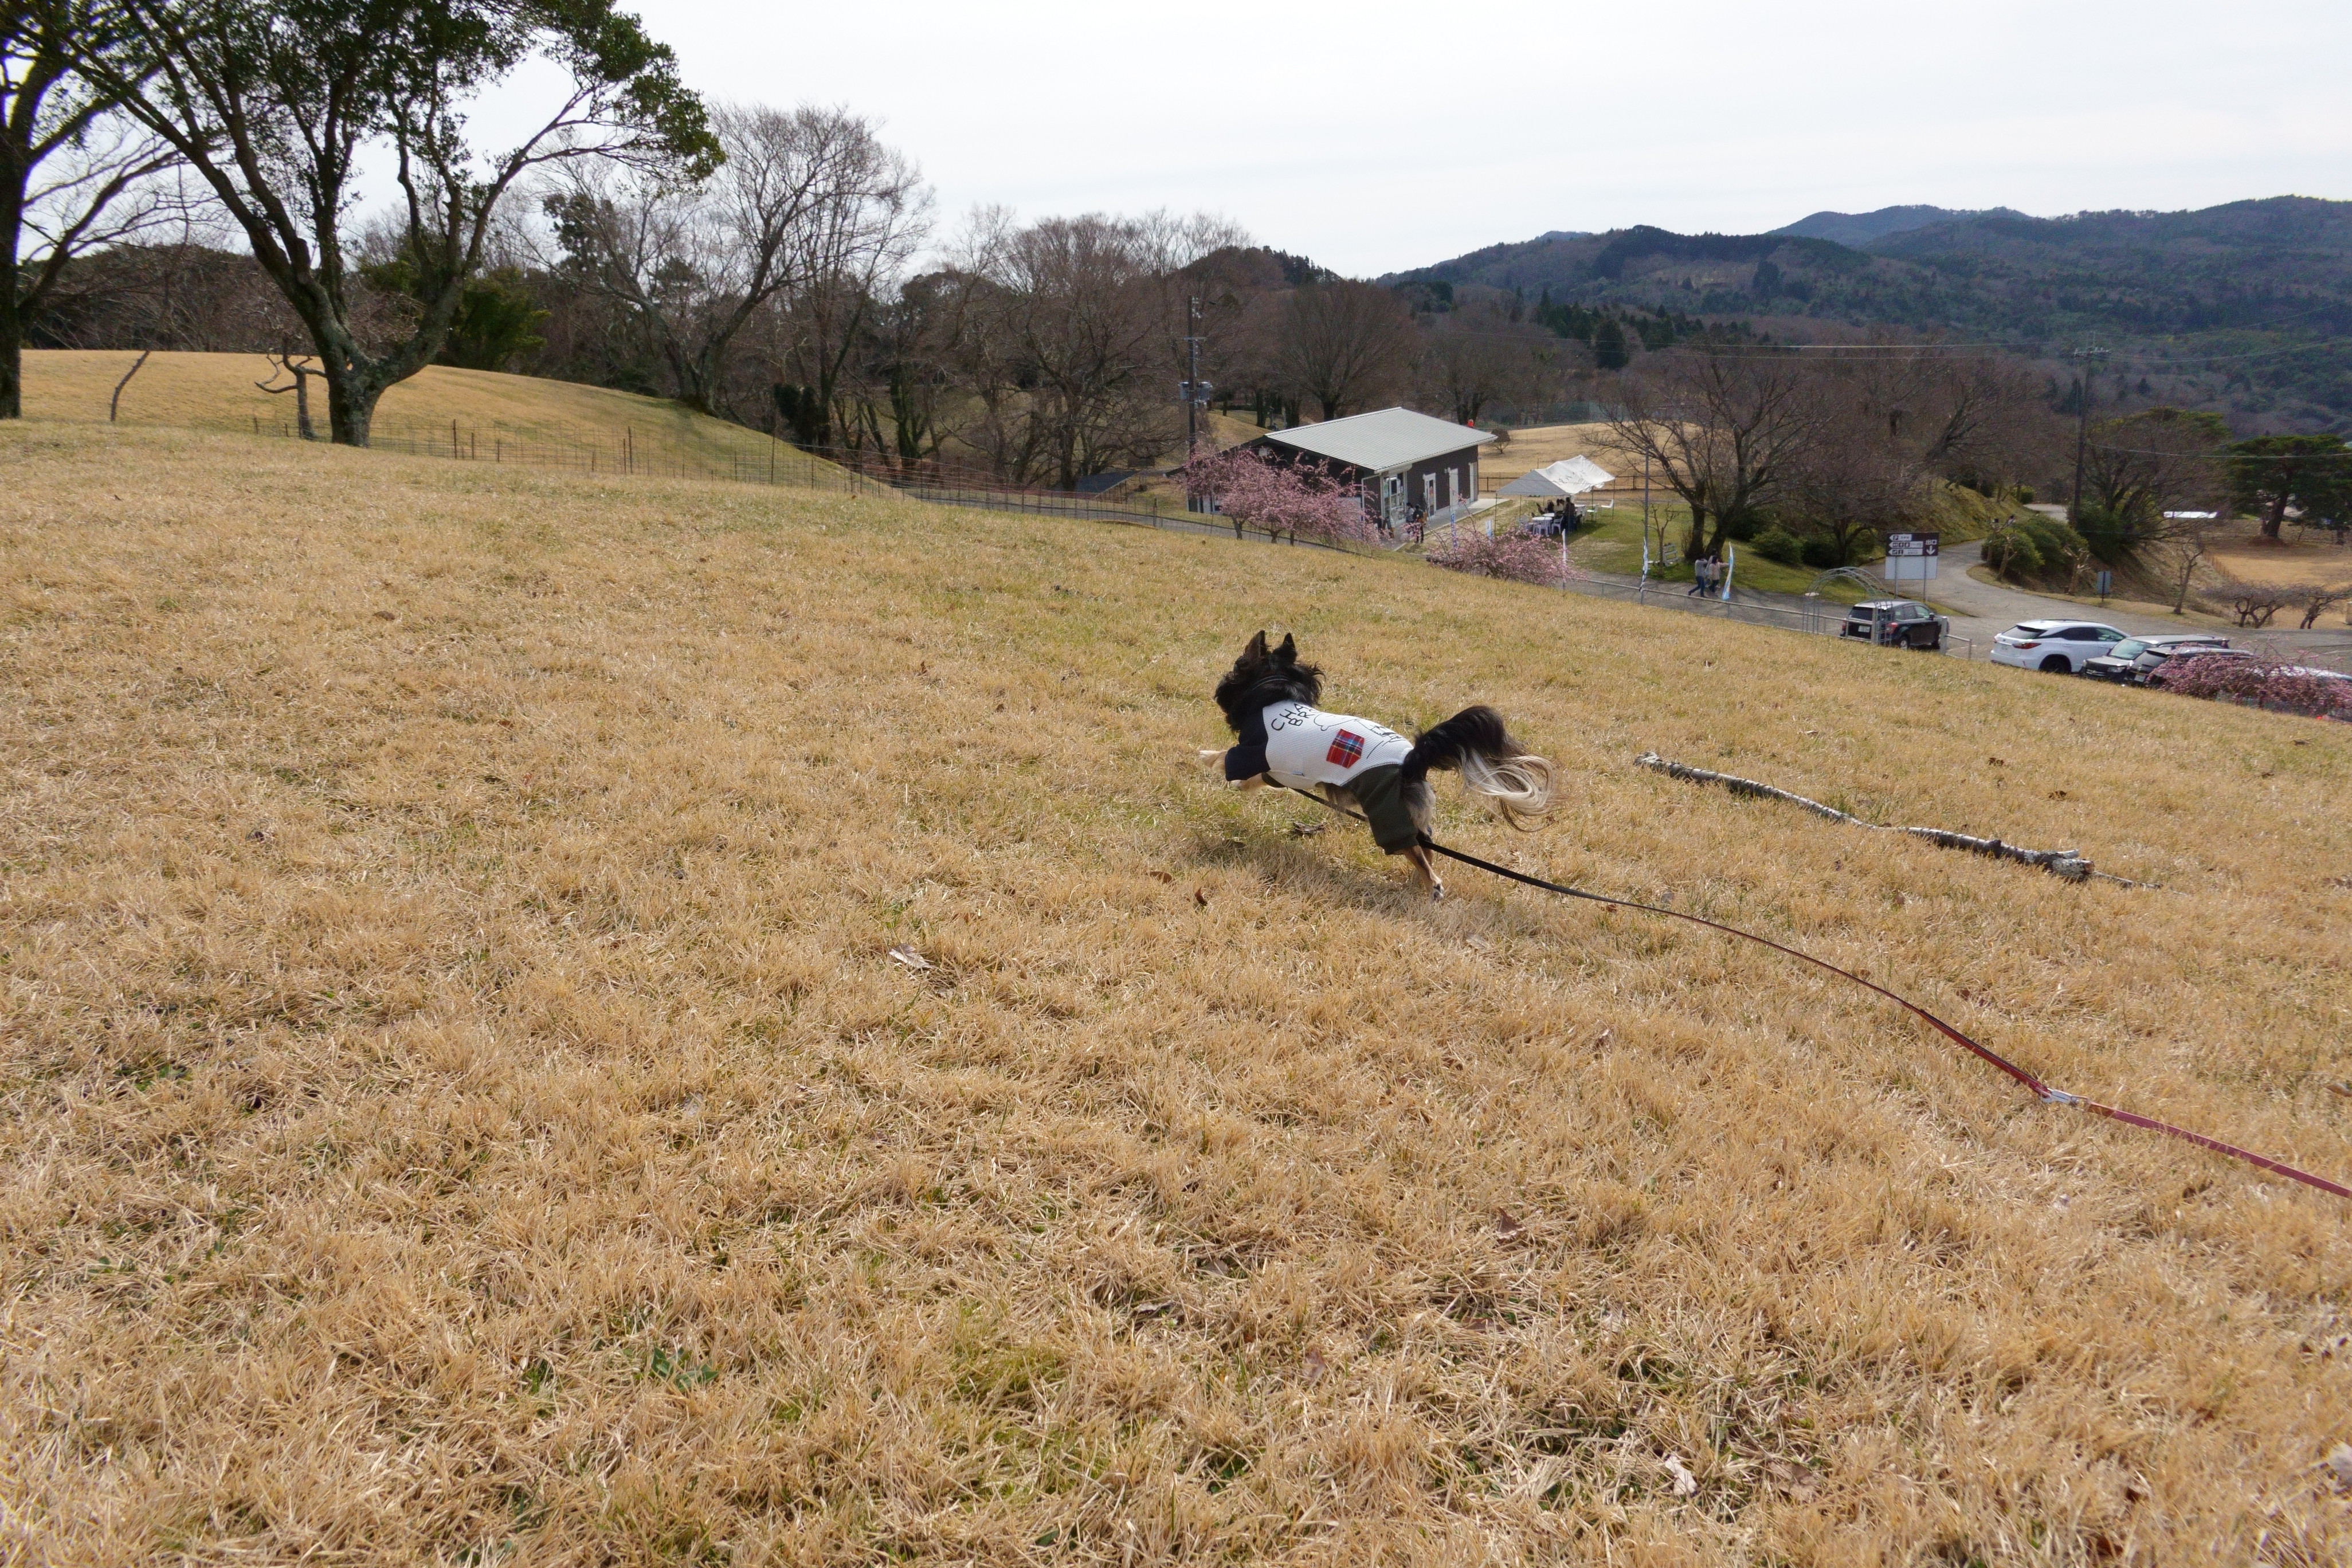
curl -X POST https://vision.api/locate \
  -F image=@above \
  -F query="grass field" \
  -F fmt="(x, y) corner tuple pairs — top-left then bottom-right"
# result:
(22, 350), (838, 481)
(3, 420), (2350, 1565)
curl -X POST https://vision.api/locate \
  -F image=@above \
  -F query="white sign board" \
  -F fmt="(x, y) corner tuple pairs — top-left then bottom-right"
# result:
(1883, 531), (1939, 581)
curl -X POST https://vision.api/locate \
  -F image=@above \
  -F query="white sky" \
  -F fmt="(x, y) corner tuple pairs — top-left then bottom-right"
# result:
(490, 0), (2351, 278)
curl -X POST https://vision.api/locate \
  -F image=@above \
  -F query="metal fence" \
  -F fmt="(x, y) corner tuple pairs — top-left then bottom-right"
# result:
(247, 419), (1981, 656)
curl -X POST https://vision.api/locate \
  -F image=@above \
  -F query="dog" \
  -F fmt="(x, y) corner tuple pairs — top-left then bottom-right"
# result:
(1205, 632), (1557, 899)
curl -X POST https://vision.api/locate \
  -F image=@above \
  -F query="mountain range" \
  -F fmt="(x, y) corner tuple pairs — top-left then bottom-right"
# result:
(1385, 198), (2352, 432)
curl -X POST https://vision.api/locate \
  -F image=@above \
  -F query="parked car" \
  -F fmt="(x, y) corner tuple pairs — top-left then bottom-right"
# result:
(2080, 633), (2228, 684)
(1989, 619), (2129, 673)
(1842, 599), (1949, 649)
(2144, 646), (2257, 688)
(2130, 636), (2236, 685)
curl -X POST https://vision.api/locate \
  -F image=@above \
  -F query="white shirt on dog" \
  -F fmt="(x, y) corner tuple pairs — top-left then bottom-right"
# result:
(1256, 701), (1413, 790)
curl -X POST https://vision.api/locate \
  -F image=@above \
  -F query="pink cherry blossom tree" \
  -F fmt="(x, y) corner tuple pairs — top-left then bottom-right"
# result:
(1426, 524), (1592, 589)
(1179, 447), (1377, 546)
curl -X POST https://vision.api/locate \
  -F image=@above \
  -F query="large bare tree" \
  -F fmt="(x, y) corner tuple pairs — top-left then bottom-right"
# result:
(70, 0), (716, 444)
(939, 209), (1235, 488)
(544, 103), (923, 421)
(1271, 279), (1415, 421)
(2, 0), (181, 417)
(1608, 342), (1829, 563)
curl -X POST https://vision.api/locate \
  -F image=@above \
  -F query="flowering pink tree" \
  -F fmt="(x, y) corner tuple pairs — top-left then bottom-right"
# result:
(1180, 447), (1378, 546)
(2158, 652), (2352, 721)
(1426, 524), (1592, 589)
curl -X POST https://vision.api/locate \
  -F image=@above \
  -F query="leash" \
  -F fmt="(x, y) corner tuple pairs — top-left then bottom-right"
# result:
(1275, 785), (2349, 1201)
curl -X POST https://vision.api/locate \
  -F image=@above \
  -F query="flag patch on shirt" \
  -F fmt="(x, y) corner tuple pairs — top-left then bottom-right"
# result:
(1326, 730), (1366, 769)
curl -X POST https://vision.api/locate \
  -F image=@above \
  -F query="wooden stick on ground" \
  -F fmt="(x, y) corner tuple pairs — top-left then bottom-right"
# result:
(1635, 752), (2150, 887)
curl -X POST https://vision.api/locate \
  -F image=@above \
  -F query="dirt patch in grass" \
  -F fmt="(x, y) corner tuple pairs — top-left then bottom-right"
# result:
(2, 420), (2349, 1563)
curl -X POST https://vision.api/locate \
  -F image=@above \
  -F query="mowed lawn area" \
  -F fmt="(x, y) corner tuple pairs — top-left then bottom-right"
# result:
(2, 420), (2349, 1565)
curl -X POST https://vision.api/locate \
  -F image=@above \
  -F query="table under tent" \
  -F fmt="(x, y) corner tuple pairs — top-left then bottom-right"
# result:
(1498, 456), (1614, 534)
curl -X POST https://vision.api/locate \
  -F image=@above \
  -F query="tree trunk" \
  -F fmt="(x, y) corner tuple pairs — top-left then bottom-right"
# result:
(325, 364), (379, 447)
(2262, 497), (2287, 540)
(0, 297), (21, 420)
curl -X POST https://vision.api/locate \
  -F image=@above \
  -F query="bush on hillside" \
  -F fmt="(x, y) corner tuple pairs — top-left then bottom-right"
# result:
(1984, 516), (2088, 585)
(1799, 535), (1848, 570)
(1753, 526), (1805, 566)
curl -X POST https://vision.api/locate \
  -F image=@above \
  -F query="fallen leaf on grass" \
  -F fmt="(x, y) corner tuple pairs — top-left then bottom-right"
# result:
(1194, 889), (1210, 907)
(1150, 869), (1173, 883)
(885, 946), (932, 971)
(1288, 820), (1326, 837)
(1465, 935), (1492, 953)
(2324, 1444), (2352, 1493)
(1131, 1300), (1177, 1322)
(2328, 1082), (2352, 1100)
(1662, 1454), (1699, 1496)
(1492, 1211), (1525, 1240)
(1302, 1348), (1327, 1383)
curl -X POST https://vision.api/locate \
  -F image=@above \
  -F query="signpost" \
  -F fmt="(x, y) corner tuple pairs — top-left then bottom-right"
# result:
(1883, 531), (1940, 586)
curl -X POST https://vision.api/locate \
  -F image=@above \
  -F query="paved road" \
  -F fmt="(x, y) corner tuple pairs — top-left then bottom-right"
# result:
(1924, 542), (2352, 672)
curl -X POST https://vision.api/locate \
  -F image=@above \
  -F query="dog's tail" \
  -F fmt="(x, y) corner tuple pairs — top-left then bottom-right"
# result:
(1401, 705), (1557, 830)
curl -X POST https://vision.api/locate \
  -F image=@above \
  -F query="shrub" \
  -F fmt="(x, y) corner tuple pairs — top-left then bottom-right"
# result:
(1753, 526), (1805, 566)
(1426, 527), (1587, 587)
(1722, 513), (1760, 542)
(2075, 505), (2142, 564)
(1799, 535), (1845, 570)
(1985, 516), (2088, 585)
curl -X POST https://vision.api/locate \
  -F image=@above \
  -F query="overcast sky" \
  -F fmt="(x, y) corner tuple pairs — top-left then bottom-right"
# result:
(535, 0), (2350, 277)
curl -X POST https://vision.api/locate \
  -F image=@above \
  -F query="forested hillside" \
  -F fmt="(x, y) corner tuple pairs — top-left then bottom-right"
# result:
(1389, 198), (2352, 433)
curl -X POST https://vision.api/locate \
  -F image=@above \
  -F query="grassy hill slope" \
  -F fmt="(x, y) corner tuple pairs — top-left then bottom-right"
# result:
(2, 421), (2348, 1563)
(23, 349), (837, 480)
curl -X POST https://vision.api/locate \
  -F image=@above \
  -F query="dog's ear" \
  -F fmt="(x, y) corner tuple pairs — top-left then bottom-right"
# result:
(1275, 633), (1297, 664)
(1242, 630), (1269, 660)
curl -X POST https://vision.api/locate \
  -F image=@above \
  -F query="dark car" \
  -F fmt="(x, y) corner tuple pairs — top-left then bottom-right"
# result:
(2084, 633), (2229, 684)
(2144, 645), (2257, 689)
(2131, 636), (2235, 684)
(1841, 599), (1949, 650)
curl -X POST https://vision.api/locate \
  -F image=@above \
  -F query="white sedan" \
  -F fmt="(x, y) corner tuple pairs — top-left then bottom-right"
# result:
(1990, 620), (2129, 673)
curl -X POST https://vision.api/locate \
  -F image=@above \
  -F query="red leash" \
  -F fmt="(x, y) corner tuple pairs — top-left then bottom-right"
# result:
(1275, 786), (2349, 1201)
(1421, 838), (2350, 1201)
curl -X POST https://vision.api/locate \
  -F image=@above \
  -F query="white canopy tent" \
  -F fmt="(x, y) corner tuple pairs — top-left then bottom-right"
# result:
(1498, 456), (1614, 499)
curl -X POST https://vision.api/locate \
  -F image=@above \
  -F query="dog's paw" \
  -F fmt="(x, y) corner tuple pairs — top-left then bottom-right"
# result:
(1428, 879), (1447, 903)
(1198, 748), (1224, 761)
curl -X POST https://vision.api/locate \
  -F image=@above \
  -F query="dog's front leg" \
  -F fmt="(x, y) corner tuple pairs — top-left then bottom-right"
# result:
(1404, 844), (1445, 901)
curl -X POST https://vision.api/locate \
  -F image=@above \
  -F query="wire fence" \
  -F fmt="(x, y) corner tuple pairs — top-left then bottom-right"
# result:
(245, 417), (1977, 654)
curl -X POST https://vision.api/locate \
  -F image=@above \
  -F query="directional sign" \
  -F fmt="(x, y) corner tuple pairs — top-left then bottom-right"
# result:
(1884, 531), (1941, 558)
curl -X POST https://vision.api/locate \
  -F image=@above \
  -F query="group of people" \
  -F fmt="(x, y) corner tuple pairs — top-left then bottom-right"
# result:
(1686, 555), (1728, 596)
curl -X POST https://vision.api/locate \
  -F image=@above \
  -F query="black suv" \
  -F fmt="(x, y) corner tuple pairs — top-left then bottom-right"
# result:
(1841, 599), (1949, 650)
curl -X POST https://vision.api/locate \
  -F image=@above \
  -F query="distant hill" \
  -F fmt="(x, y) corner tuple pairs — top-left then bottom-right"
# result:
(1382, 198), (2352, 432)
(1770, 205), (1977, 246)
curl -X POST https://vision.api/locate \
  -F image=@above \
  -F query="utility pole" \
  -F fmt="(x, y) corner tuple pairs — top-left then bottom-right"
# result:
(2069, 342), (2104, 526)
(1183, 296), (1205, 458)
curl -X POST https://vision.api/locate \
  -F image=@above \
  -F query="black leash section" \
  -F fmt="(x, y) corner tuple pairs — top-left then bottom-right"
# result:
(1276, 785), (2350, 1201)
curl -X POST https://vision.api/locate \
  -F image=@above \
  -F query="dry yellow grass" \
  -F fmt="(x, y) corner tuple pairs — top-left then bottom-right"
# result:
(2, 419), (2350, 1565)
(1483, 422), (1637, 488)
(2208, 539), (2352, 591)
(22, 350), (833, 480)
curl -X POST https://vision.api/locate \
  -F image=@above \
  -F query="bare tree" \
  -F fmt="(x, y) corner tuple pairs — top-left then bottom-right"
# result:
(1417, 301), (1528, 426)
(1608, 342), (1829, 563)
(1272, 279), (1416, 421)
(2082, 406), (2228, 526)
(3, 0), (183, 417)
(544, 103), (923, 420)
(939, 209), (1233, 488)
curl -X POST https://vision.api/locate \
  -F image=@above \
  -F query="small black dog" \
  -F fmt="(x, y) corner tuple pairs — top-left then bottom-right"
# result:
(1206, 632), (1556, 899)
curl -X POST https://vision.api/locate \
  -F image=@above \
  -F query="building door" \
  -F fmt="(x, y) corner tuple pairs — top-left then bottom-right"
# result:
(1423, 473), (1437, 515)
(1382, 474), (1405, 532)
(1447, 468), (1460, 508)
